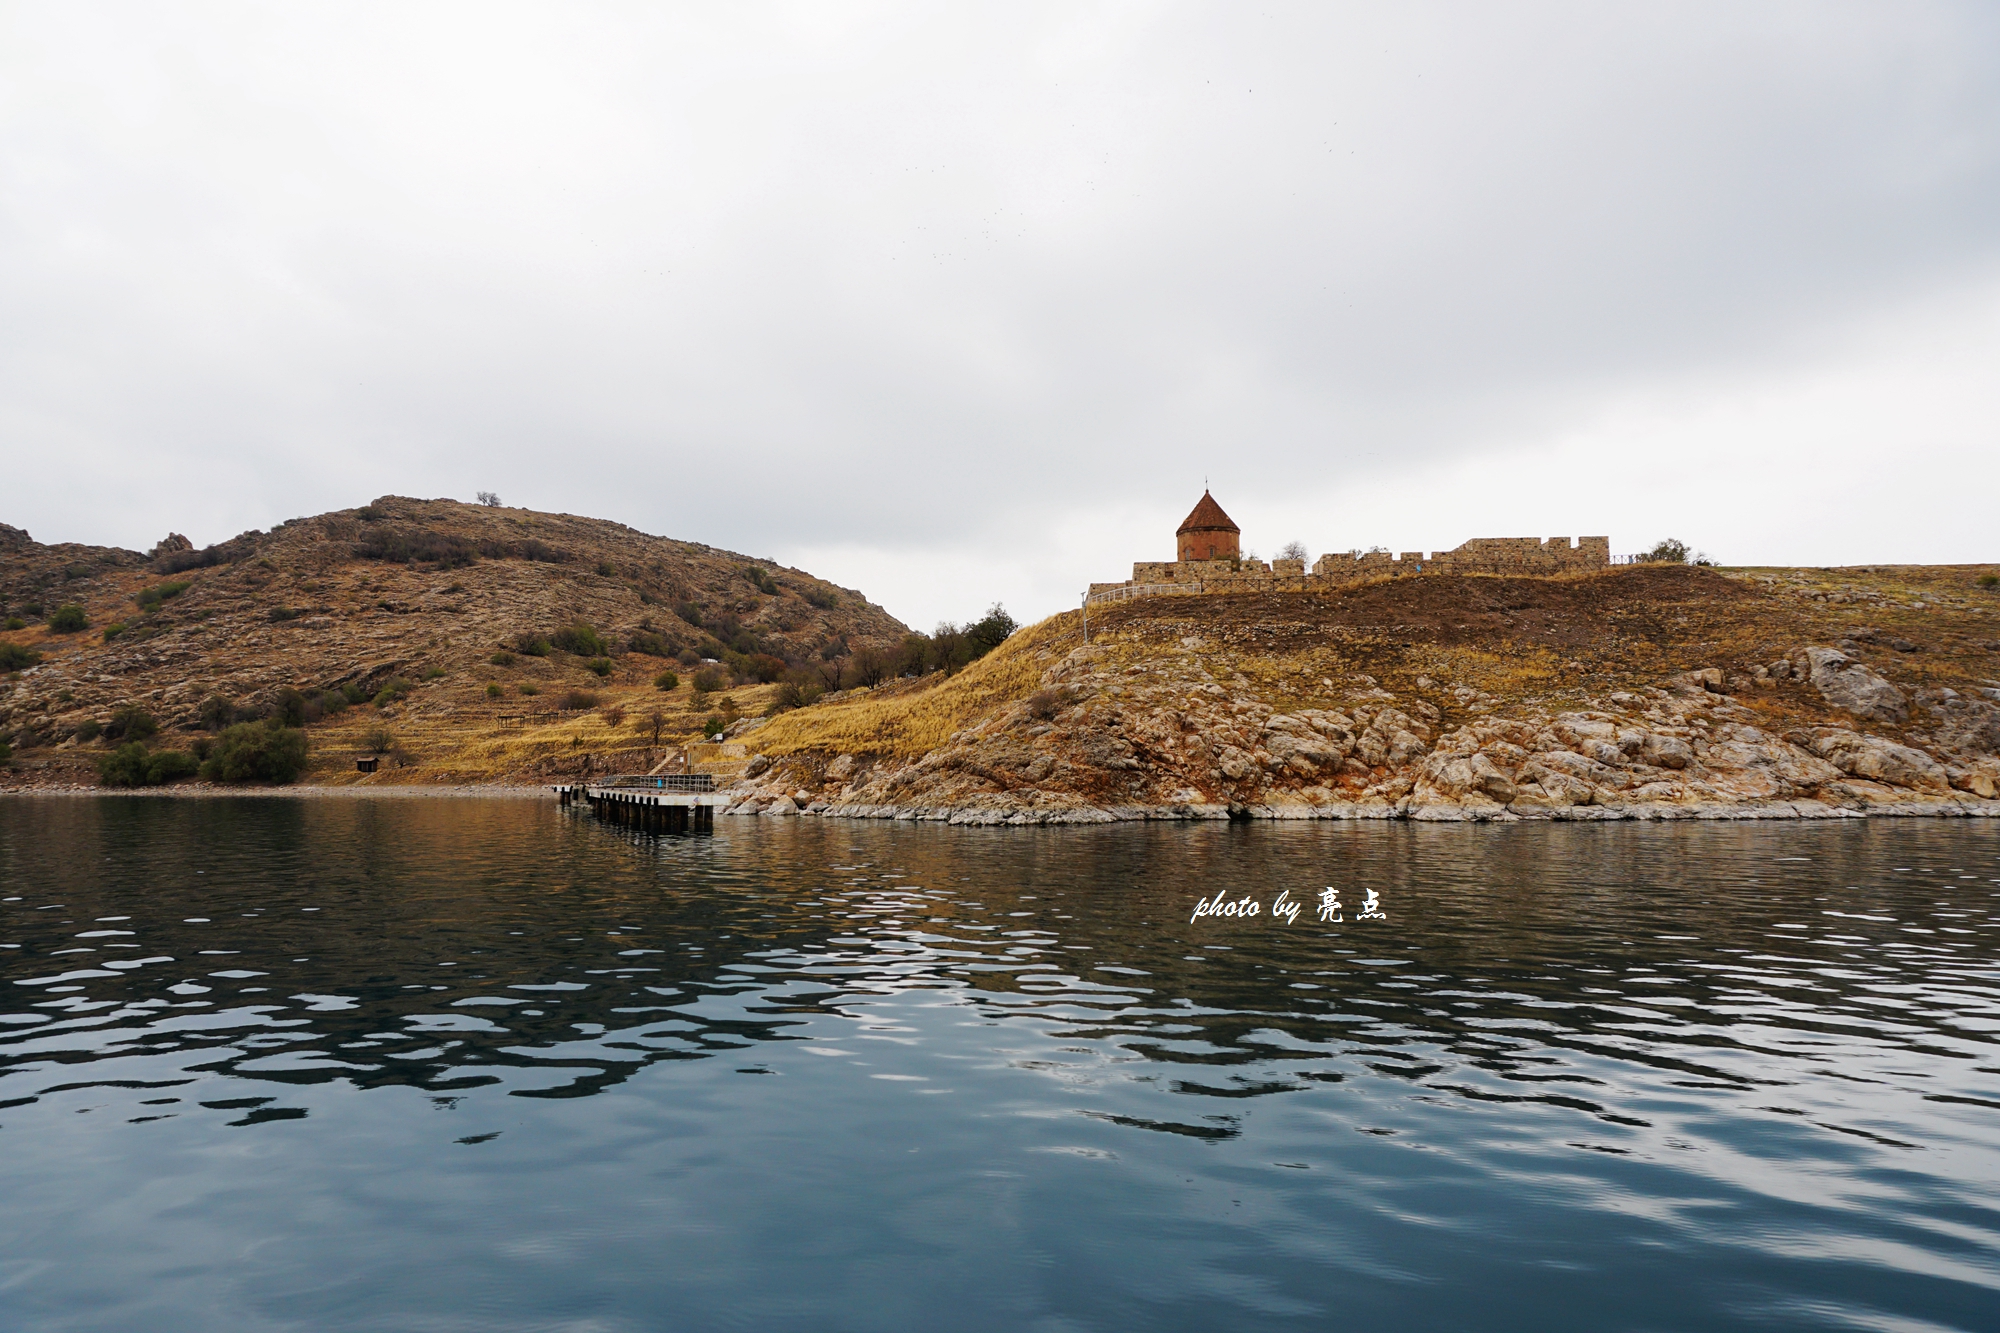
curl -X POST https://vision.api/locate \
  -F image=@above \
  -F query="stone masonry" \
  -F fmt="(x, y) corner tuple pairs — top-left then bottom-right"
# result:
(1088, 495), (1609, 605)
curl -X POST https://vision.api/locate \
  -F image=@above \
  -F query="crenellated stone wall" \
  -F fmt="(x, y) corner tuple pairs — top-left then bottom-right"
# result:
(1088, 536), (1609, 605)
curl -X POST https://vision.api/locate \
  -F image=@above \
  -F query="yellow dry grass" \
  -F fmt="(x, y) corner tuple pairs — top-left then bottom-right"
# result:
(747, 611), (1076, 760)
(297, 669), (785, 786)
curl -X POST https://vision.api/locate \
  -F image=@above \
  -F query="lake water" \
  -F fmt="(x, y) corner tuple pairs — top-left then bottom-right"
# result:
(1, 797), (1996, 1332)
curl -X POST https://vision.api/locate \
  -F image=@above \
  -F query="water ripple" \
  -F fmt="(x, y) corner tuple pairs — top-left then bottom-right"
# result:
(0, 798), (1995, 1331)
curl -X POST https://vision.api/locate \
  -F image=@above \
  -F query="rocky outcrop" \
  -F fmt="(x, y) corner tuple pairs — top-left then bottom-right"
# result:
(725, 567), (2000, 823)
(1798, 728), (1948, 792)
(1805, 647), (1908, 723)
(729, 665), (1999, 824)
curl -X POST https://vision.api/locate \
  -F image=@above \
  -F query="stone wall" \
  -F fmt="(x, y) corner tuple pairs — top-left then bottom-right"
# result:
(1088, 536), (1609, 605)
(1312, 536), (1607, 578)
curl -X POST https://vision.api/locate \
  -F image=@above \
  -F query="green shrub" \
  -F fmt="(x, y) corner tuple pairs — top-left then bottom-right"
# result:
(558, 689), (600, 711)
(692, 666), (728, 693)
(102, 623), (126, 641)
(490, 650), (516, 666)
(364, 727), (394, 753)
(674, 601), (702, 627)
(373, 677), (412, 706)
(319, 690), (348, 715)
(197, 695), (234, 730)
(148, 749), (199, 783)
(420, 666), (445, 681)
(518, 683), (539, 696)
(75, 719), (103, 741)
(1979, 574), (1998, 589)
(627, 631), (671, 657)
(803, 586), (839, 609)
(551, 622), (609, 657)
(0, 643), (42, 671)
(585, 657), (613, 678)
(98, 742), (152, 787)
(272, 687), (314, 727)
(703, 715), (726, 739)
(653, 671), (679, 691)
(135, 580), (190, 611)
(200, 720), (308, 784)
(341, 682), (370, 705)
(3, 617), (22, 631)
(22, 602), (41, 617)
(104, 705), (158, 742)
(515, 633), (551, 657)
(98, 742), (200, 787)
(0, 738), (11, 762)
(268, 606), (300, 622)
(595, 561), (616, 578)
(48, 604), (87, 633)
(486, 682), (503, 699)
(741, 566), (778, 595)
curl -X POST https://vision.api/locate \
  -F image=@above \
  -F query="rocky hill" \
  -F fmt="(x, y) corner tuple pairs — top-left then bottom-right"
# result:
(724, 562), (2000, 821)
(0, 497), (910, 786)
(7, 509), (1998, 817)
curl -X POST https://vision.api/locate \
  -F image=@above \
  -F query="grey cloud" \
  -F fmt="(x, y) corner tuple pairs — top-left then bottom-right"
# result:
(2, 3), (1996, 625)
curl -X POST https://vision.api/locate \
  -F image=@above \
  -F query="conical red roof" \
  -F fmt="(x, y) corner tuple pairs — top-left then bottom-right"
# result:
(1177, 490), (1239, 534)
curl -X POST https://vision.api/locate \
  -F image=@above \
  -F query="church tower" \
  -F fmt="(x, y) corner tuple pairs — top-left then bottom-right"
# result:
(1176, 490), (1241, 562)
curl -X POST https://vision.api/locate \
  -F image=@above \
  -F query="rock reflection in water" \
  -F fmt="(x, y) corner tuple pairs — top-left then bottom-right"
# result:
(0, 797), (1996, 1332)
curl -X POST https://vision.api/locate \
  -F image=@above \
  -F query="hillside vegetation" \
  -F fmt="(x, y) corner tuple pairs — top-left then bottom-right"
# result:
(723, 563), (2000, 822)
(6, 506), (1997, 818)
(0, 497), (913, 786)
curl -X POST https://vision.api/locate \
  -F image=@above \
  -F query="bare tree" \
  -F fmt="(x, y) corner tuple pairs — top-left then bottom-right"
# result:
(846, 645), (891, 689)
(476, 491), (501, 507)
(1278, 540), (1309, 563)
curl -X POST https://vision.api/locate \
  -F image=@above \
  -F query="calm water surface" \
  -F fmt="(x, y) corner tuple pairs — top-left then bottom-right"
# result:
(0, 797), (1996, 1332)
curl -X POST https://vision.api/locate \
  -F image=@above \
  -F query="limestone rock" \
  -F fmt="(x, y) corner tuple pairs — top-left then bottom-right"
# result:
(1919, 692), (2000, 756)
(1948, 759), (2000, 799)
(1805, 647), (1908, 723)
(1806, 729), (1947, 791)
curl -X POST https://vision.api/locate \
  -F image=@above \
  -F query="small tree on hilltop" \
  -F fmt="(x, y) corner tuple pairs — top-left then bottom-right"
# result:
(476, 491), (501, 507)
(1278, 540), (1309, 563)
(1642, 538), (1691, 564)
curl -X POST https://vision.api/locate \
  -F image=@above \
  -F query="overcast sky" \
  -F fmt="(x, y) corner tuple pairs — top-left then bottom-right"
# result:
(4, 2), (1997, 631)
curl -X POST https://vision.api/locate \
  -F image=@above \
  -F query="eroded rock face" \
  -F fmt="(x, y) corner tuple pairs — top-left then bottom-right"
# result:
(725, 585), (1996, 823)
(1805, 647), (1908, 724)
(1805, 728), (1948, 792)
(1919, 691), (2000, 756)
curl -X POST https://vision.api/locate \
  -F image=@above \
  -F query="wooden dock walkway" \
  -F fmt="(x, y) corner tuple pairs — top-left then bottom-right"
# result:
(553, 773), (723, 834)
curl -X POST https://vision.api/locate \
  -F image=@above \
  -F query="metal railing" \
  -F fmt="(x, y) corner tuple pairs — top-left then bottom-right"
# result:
(1084, 582), (1202, 608)
(597, 773), (717, 792)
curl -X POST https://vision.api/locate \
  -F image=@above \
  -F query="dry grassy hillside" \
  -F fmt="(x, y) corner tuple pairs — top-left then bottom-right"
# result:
(0, 497), (909, 786)
(727, 563), (2000, 821)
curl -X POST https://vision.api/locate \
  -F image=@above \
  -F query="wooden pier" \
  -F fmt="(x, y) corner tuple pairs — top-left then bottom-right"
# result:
(553, 773), (722, 835)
